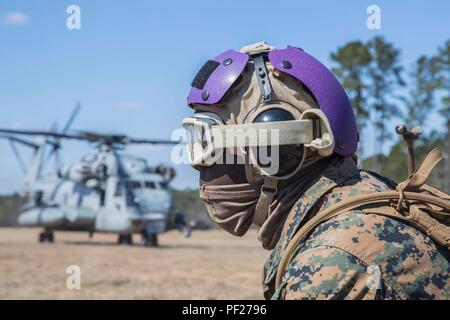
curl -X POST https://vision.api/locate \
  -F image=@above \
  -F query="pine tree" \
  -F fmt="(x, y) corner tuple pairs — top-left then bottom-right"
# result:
(436, 40), (450, 192)
(330, 41), (372, 161)
(402, 55), (441, 128)
(367, 36), (404, 173)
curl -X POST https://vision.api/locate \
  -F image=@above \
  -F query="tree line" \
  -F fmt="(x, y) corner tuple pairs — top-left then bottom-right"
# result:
(331, 36), (449, 191)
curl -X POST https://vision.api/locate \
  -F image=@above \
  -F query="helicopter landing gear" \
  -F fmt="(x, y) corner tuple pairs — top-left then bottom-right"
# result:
(182, 226), (192, 238)
(39, 229), (54, 243)
(117, 234), (133, 245)
(141, 232), (158, 247)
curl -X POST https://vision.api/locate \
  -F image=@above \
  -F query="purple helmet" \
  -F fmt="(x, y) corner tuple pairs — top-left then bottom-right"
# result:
(187, 45), (358, 156)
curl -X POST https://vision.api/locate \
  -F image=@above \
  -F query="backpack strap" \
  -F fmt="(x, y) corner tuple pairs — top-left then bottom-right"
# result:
(275, 149), (450, 291)
(398, 148), (444, 191)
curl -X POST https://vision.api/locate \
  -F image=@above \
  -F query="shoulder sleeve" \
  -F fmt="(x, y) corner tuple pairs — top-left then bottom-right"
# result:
(282, 245), (398, 300)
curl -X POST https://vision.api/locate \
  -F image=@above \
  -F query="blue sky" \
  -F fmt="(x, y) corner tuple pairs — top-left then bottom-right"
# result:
(0, 0), (449, 194)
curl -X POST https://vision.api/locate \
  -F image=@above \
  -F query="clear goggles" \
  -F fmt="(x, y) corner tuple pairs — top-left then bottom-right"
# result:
(181, 109), (334, 167)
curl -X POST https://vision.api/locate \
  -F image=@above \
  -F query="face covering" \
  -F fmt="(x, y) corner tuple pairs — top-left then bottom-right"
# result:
(199, 157), (335, 249)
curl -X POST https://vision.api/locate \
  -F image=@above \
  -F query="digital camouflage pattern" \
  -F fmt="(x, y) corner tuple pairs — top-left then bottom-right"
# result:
(263, 156), (450, 300)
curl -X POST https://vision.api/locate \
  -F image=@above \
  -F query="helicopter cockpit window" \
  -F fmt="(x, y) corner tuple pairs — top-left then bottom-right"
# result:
(144, 181), (156, 189)
(159, 181), (168, 189)
(124, 181), (140, 207)
(82, 154), (97, 162)
(125, 181), (141, 190)
(114, 182), (123, 197)
(124, 181), (157, 189)
(34, 191), (43, 206)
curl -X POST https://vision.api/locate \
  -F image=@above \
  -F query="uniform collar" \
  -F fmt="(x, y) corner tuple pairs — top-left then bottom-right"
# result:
(262, 155), (360, 298)
(284, 156), (359, 244)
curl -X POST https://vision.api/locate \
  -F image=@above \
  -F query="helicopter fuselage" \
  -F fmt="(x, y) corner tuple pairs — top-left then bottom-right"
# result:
(18, 152), (175, 237)
(0, 107), (186, 246)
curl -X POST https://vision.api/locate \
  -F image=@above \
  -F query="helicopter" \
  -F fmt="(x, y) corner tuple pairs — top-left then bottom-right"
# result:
(0, 104), (190, 246)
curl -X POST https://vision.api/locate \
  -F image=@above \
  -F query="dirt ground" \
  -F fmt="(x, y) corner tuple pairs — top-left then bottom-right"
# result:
(0, 227), (269, 300)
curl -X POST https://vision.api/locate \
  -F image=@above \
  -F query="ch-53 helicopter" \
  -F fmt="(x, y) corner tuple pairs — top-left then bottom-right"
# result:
(0, 104), (190, 246)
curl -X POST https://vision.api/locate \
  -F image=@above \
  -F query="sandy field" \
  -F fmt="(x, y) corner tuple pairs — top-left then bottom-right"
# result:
(0, 227), (269, 300)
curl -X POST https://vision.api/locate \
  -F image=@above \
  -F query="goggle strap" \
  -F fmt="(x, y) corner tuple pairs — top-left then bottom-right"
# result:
(210, 120), (314, 148)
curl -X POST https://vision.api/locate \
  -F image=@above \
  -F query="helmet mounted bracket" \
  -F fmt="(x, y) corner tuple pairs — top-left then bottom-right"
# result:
(252, 55), (273, 102)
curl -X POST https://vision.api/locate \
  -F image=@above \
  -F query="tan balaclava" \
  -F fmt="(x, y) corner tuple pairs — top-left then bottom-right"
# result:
(191, 42), (335, 249)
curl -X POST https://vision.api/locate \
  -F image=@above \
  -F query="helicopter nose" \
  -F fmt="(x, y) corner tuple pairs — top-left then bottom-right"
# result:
(133, 191), (172, 213)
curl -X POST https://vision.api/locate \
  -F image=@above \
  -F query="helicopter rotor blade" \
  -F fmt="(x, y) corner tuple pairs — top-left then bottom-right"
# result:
(76, 131), (126, 140)
(62, 102), (81, 134)
(45, 103), (82, 167)
(0, 128), (86, 140)
(127, 138), (179, 145)
(0, 134), (39, 149)
(8, 139), (27, 174)
(54, 149), (61, 172)
(76, 130), (180, 145)
(0, 128), (180, 146)
(44, 143), (59, 163)
(44, 122), (59, 162)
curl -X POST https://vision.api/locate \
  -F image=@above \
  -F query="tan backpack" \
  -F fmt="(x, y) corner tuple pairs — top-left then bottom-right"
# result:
(275, 148), (450, 290)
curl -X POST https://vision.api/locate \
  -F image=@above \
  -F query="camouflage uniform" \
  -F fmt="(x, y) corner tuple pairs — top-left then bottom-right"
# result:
(263, 156), (450, 300)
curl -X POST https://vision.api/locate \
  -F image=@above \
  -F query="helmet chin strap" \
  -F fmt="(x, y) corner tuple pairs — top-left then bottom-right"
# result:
(246, 53), (333, 227)
(253, 175), (278, 227)
(250, 54), (287, 227)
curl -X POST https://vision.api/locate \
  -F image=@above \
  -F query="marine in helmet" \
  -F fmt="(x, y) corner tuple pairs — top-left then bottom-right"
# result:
(182, 42), (449, 299)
